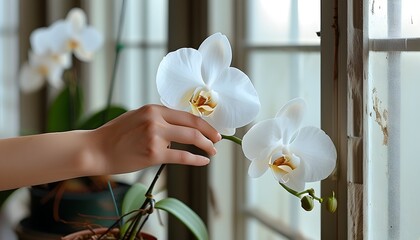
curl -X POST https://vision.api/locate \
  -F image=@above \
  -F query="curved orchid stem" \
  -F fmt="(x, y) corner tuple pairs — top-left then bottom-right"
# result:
(279, 183), (323, 203)
(221, 134), (242, 145)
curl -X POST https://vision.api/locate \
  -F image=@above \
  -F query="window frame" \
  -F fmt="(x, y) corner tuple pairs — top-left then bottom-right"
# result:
(320, 0), (366, 239)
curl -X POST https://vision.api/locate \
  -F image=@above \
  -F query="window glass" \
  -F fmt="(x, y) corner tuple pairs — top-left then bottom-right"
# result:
(367, 1), (420, 239)
(369, 0), (420, 38)
(0, 0), (19, 138)
(110, 0), (167, 109)
(247, 0), (320, 45)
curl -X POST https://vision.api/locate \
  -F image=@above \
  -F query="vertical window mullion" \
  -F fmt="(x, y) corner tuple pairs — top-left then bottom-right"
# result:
(386, 1), (401, 239)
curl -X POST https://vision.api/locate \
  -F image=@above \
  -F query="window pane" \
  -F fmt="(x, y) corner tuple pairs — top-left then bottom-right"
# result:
(0, 0), (19, 138)
(369, 0), (420, 38)
(367, 51), (420, 240)
(247, 0), (320, 45)
(248, 51), (320, 124)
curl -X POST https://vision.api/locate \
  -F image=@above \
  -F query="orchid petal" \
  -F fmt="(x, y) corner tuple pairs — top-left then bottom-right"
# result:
(289, 126), (337, 182)
(19, 63), (44, 93)
(57, 53), (73, 69)
(78, 27), (103, 52)
(271, 160), (306, 191)
(157, 48), (205, 110)
(30, 27), (50, 55)
(198, 33), (232, 86)
(73, 27), (103, 61)
(275, 98), (306, 144)
(242, 118), (281, 160)
(48, 21), (72, 54)
(206, 68), (260, 133)
(67, 8), (87, 33)
(47, 65), (65, 89)
(74, 48), (93, 62)
(218, 128), (236, 136)
(248, 157), (270, 178)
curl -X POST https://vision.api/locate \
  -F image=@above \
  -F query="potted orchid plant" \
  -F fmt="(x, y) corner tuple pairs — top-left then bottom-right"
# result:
(15, 8), (130, 237)
(61, 32), (337, 240)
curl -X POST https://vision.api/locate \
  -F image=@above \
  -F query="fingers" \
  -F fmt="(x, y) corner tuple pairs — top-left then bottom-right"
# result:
(164, 125), (217, 156)
(164, 149), (210, 166)
(160, 106), (222, 143)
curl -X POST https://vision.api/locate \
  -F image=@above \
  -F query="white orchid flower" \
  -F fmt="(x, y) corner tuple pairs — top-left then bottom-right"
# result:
(156, 32), (260, 135)
(19, 52), (71, 92)
(30, 8), (103, 61)
(242, 98), (337, 191)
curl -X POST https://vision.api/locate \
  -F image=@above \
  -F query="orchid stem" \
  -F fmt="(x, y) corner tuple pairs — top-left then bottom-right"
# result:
(279, 183), (323, 203)
(123, 164), (166, 239)
(221, 134), (243, 145)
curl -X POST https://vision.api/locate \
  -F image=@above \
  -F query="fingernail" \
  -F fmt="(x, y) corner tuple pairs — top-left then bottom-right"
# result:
(217, 133), (222, 141)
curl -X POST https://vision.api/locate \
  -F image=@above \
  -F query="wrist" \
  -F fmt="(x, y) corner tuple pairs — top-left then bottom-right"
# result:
(73, 130), (107, 177)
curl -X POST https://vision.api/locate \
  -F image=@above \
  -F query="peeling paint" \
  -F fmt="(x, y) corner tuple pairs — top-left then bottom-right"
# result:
(372, 88), (388, 145)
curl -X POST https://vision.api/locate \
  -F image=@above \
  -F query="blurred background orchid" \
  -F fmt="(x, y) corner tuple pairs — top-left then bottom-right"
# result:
(20, 8), (103, 93)
(19, 7), (125, 135)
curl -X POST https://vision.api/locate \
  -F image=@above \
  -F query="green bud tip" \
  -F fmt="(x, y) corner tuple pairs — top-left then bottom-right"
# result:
(301, 195), (314, 211)
(326, 192), (337, 213)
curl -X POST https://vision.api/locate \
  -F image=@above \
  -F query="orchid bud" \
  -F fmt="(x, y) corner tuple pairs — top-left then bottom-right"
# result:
(301, 195), (314, 211)
(325, 192), (337, 213)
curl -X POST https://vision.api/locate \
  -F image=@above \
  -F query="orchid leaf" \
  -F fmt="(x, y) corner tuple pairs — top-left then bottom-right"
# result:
(120, 183), (147, 235)
(155, 197), (209, 240)
(121, 183), (147, 215)
(77, 106), (126, 130)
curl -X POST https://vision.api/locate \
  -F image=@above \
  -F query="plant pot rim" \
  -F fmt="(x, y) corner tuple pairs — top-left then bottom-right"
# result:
(61, 227), (157, 240)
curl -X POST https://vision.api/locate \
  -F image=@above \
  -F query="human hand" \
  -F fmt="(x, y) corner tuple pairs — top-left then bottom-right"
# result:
(89, 104), (222, 175)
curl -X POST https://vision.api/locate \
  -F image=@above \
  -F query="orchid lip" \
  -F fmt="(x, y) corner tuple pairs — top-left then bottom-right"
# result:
(270, 155), (296, 174)
(189, 87), (218, 117)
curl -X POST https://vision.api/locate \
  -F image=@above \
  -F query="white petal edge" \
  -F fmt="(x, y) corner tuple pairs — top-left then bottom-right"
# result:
(198, 32), (232, 87)
(19, 63), (45, 93)
(248, 157), (269, 178)
(48, 21), (72, 54)
(156, 48), (205, 110)
(288, 126), (337, 182)
(242, 118), (281, 160)
(67, 8), (87, 33)
(206, 67), (260, 131)
(275, 98), (306, 144)
(78, 27), (104, 54)
(30, 28), (50, 55)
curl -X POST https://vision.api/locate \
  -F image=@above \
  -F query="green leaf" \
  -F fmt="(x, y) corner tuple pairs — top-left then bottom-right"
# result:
(77, 106), (127, 130)
(156, 198), (209, 240)
(47, 85), (83, 132)
(122, 183), (147, 216)
(120, 183), (147, 235)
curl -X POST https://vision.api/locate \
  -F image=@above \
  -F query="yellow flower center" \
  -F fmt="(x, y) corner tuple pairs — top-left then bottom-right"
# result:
(270, 155), (297, 175)
(189, 89), (217, 117)
(68, 39), (79, 50)
(37, 65), (49, 76)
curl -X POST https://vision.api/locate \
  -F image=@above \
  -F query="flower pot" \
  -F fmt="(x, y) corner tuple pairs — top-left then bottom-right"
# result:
(61, 227), (157, 240)
(26, 181), (130, 235)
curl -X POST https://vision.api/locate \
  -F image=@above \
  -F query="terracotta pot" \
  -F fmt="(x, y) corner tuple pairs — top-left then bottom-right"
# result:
(61, 227), (157, 240)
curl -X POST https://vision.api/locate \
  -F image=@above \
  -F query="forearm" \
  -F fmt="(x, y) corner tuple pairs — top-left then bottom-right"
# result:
(0, 130), (100, 190)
